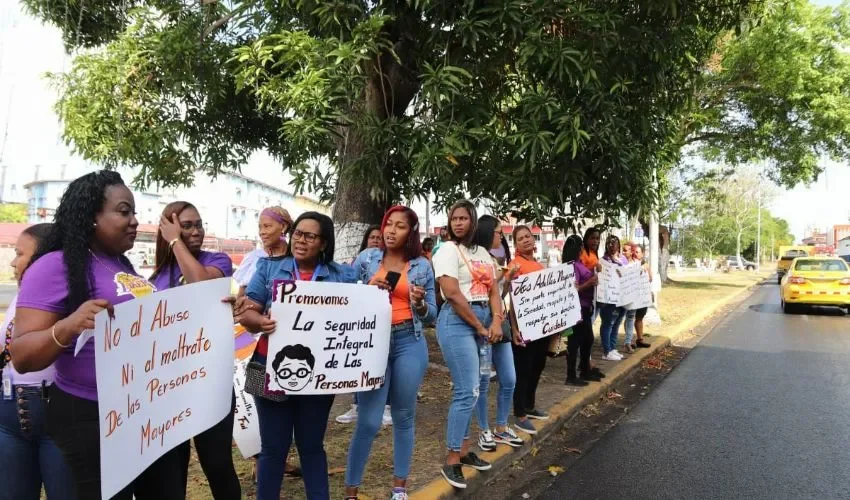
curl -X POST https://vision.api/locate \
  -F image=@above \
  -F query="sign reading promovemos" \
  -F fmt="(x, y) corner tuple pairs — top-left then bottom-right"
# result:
(510, 264), (582, 343)
(81, 278), (234, 499)
(265, 280), (392, 396)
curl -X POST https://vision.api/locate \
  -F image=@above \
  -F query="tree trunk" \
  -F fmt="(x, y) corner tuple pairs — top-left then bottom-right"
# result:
(658, 225), (671, 283)
(331, 43), (420, 263)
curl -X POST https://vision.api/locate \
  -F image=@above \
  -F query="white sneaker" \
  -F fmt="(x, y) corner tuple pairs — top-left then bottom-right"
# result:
(611, 349), (624, 358)
(478, 429), (497, 452)
(602, 352), (621, 361)
(382, 405), (393, 426)
(335, 404), (358, 424)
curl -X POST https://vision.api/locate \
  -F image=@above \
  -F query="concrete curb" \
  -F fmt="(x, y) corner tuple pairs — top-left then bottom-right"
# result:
(410, 278), (763, 500)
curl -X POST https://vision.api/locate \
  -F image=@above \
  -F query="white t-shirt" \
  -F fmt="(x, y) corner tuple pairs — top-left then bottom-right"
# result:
(432, 241), (496, 302)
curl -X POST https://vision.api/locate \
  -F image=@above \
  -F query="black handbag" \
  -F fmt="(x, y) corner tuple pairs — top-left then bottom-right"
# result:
(244, 360), (288, 403)
(497, 292), (513, 343)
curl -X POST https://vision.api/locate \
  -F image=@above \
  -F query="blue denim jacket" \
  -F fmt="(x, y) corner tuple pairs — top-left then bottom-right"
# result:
(352, 248), (437, 339)
(246, 256), (357, 311)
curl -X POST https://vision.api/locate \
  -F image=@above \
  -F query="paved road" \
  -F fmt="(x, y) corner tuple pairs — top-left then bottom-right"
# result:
(540, 280), (850, 500)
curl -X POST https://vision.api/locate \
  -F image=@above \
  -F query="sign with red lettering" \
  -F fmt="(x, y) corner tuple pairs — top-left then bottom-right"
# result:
(510, 263), (582, 342)
(265, 280), (392, 395)
(83, 278), (234, 499)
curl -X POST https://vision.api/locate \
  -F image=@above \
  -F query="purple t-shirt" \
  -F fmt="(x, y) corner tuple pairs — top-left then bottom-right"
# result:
(17, 251), (156, 401)
(573, 261), (595, 309)
(150, 251), (234, 290)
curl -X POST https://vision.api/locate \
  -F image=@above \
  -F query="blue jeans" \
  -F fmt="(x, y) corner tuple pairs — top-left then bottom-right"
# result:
(624, 309), (638, 346)
(474, 340), (516, 430)
(0, 385), (75, 500)
(255, 394), (335, 500)
(436, 302), (492, 451)
(346, 324), (428, 486)
(599, 302), (626, 354)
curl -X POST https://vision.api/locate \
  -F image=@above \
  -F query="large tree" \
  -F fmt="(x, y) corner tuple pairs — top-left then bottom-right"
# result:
(24, 0), (758, 258)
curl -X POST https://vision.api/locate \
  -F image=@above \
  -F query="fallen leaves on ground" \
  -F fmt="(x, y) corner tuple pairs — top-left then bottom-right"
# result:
(548, 465), (565, 476)
(530, 446), (540, 457)
(564, 447), (582, 455)
(643, 357), (667, 370)
(607, 390), (622, 399)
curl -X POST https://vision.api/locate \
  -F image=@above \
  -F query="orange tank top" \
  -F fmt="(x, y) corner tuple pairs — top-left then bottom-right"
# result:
(372, 265), (413, 325)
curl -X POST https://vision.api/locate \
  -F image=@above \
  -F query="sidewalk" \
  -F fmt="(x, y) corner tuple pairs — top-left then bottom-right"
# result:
(188, 271), (770, 499)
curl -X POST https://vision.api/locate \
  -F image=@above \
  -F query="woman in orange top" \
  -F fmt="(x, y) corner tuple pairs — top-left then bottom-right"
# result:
(346, 206), (437, 500)
(508, 225), (550, 436)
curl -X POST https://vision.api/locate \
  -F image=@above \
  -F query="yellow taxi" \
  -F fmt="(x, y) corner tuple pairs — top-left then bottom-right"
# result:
(780, 256), (850, 313)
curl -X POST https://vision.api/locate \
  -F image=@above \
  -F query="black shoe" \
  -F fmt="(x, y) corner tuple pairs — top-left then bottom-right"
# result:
(460, 451), (492, 471)
(581, 372), (602, 381)
(635, 340), (651, 348)
(566, 377), (589, 387)
(589, 367), (606, 378)
(441, 464), (467, 489)
(526, 409), (550, 420)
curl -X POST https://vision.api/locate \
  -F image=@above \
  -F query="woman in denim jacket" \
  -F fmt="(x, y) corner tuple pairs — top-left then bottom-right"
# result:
(344, 205), (437, 500)
(237, 211), (356, 500)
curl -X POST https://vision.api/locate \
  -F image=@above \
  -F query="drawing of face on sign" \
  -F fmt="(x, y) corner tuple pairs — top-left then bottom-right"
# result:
(271, 344), (315, 392)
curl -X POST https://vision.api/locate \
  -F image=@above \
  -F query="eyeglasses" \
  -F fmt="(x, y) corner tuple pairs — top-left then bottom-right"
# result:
(292, 230), (320, 243)
(277, 367), (311, 379)
(180, 221), (204, 231)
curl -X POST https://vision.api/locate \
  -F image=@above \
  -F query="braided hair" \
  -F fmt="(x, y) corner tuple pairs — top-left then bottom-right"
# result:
(35, 170), (127, 314)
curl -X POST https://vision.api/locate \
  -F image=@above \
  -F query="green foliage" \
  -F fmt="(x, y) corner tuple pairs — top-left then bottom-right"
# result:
(0, 203), (28, 223)
(681, 0), (850, 186)
(25, 0), (760, 229)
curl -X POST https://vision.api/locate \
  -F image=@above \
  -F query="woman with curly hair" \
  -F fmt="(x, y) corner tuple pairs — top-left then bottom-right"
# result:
(150, 201), (240, 500)
(11, 171), (185, 500)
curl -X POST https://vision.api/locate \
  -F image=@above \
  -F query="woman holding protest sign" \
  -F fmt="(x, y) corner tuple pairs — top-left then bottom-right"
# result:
(149, 201), (240, 500)
(561, 235), (603, 386)
(343, 205), (436, 500)
(234, 207), (293, 296)
(623, 244), (652, 352)
(11, 171), (185, 500)
(236, 211), (355, 500)
(0, 223), (76, 500)
(471, 215), (524, 453)
(508, 226), (551, 436)
(598, 235), (628, 361)
(433, 200), (502, 489)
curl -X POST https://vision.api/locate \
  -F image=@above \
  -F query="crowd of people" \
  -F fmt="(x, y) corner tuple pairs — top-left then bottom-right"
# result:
(0, 170), (653, 500)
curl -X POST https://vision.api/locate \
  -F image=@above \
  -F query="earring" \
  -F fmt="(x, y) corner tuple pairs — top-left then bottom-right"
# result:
(93, 223), (97, 227)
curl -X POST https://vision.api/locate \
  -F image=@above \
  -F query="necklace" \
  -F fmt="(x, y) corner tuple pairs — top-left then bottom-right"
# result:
(89, 250), (128, 275)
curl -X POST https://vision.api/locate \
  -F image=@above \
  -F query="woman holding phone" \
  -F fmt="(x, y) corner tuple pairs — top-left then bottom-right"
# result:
(433, 200), (502, 489)
(344, 205), (437, 500)
(236, 212), (356, 500)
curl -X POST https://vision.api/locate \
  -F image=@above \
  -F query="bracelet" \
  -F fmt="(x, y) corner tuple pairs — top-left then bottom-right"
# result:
(51, 324), (70, 349)
(168, 238), (180, 249)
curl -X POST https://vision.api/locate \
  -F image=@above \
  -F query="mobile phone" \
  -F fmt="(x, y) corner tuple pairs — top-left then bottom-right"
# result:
(385, 271), (402, 291)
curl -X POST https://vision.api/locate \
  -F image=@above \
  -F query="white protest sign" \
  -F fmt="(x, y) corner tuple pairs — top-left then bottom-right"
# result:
(91, 278), (234, 499)
(233, 326), (261, 458)
(617, 263), (643, 307)
(596, 260), (621, 305)
(265, 280), (391, 396)
(628, 269), (653, 310)
(510, 264), (582, 343)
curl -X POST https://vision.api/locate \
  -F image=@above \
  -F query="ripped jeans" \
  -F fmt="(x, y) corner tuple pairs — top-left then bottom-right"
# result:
(436, 302), (492, 451)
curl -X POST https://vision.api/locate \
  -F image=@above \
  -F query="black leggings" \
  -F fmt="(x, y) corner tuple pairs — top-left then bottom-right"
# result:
(47, 385), (186, 500)
(178, 392), (241, 500)
(512, 337), (549, 418)
(567, 307), (595, 379)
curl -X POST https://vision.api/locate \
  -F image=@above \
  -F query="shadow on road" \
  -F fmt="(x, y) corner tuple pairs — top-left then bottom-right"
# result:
(749, 303), (847, 316)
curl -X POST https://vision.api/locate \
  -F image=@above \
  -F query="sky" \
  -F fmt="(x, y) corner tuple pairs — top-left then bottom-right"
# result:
(1, 1), (848, 239)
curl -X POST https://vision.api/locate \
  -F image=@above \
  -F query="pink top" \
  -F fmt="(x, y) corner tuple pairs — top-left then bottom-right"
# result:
(3, 294), (57, 386)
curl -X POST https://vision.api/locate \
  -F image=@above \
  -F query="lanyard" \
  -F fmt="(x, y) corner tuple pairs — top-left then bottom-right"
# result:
(293, 263), (323, 281)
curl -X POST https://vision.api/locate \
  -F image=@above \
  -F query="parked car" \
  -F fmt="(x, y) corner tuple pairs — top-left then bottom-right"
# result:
(725, 255), (756, 271)
(779, 256), (850, 314)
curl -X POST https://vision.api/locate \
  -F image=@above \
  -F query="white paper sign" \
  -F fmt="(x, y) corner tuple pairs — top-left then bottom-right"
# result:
(596, 260), (621, 305)
(92, 278), (234, 499)
(265, 280), (392, 395)
(628, 270), (653, 310)
(232, 327), (261, 458)
(617, 264), (643, 307)
(510, 264), (582, 343)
